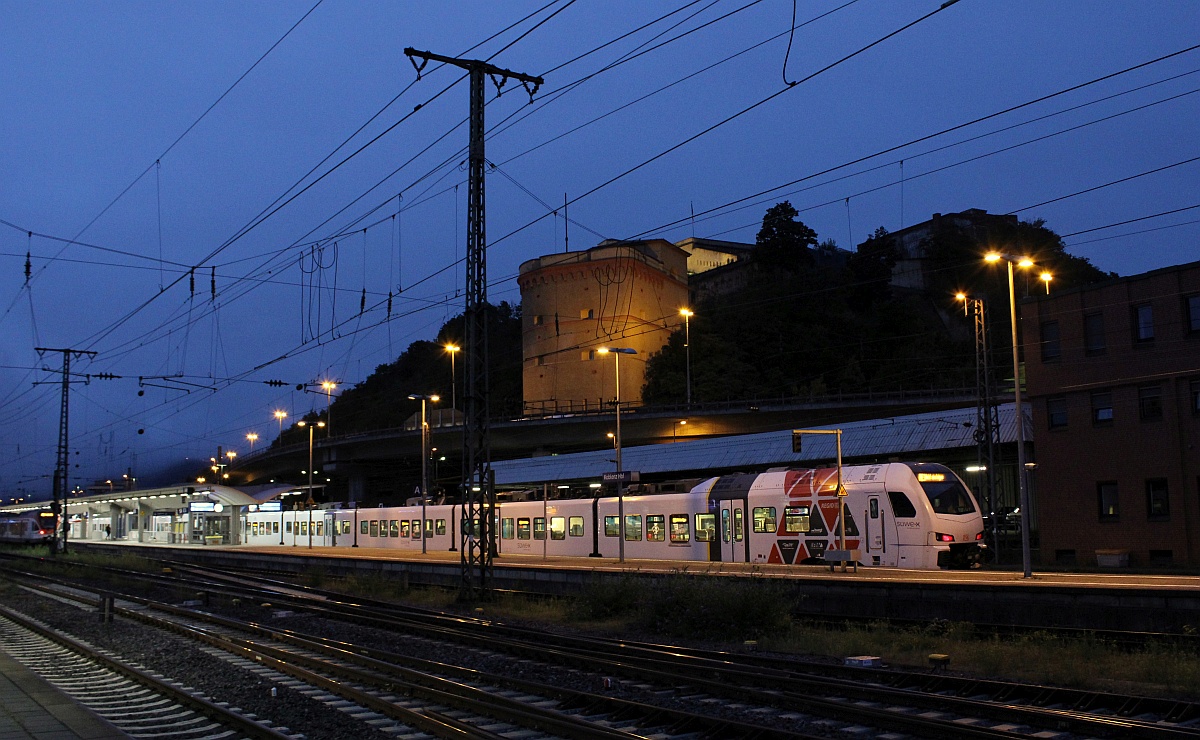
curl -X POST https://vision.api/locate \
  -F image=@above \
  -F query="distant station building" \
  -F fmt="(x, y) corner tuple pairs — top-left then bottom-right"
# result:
(1024, 260), (1200, 567)
(518, 239), (690, 414)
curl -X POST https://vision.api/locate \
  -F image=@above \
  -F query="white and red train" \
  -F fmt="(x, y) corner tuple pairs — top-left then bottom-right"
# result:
(0, 511), (58, 545)
(241, 461), (986, 569)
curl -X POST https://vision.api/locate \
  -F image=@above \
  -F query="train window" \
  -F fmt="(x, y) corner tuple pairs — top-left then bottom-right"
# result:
(533, 517), (546, 540)
(301, 521), (308, 536)
(870, 499), (879, 519)
(502, 518), (515, 539)
(361, 520), (369, 535)
(669, 515), (690, 543)
(569, 516), (585, 537)
(370, 520), (379, 537)
(721, 509), (730, 542)
(752, 507), (776, 533)
(423, 519), (431, 538)
(550, 516), (566, 540)
(392, 520), (402, 537)
(695, 514), (716, 542)
(273, 522), (279, 534)
(412, 520), (422, 539)
(624, 515), (641, 541)
(888, 492), (917, 518)
(286, 522), (293, 534)
(517, 518), (531, 539)
(733, 508), (743, 541)
(647, 515), (666, 542)
(316, 522), (323, 537)
(436, 519), (446, 536)
(784, 506), (810, 534)
(342, 521), (351, 535)
(604, 516), (619, 537)
(918, 478), (976, 515)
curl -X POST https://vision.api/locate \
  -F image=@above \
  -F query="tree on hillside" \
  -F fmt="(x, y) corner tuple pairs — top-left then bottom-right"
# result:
(752, 201), (818, 271)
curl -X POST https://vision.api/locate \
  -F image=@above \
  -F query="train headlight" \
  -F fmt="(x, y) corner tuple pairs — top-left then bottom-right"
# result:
(935, 532), (954, 542)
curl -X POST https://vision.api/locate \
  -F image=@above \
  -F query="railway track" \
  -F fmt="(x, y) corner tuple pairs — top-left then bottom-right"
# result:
(0, 603), (294, 739)
(4, 556), (1200, 739)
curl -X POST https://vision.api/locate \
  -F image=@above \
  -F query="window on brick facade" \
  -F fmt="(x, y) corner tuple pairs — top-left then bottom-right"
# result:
(580, 308), (594, 319)
(1040, 320), (1061, 362)
(1084, 312), (1106, 355)
(1091, 391), (1113, 424)
(1146, 479), (1169, 519)
(1138, 384), (1162, 421)
(1097, 481), (1119, 521)
(1046, 397), (1067, 429)
(1187, 294), (1200, 334)
(1132, 303), (1154, 342)
(532, 314), (543, 326)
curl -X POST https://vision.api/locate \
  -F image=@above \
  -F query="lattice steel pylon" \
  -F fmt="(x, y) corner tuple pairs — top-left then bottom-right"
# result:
(404, 48), (542, 600)
(35, 347), (96, 555)
(964, 299), (1001, 556)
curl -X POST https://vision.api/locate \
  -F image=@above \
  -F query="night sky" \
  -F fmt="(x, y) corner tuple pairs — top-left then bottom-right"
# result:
(2, 1), (1197, 497)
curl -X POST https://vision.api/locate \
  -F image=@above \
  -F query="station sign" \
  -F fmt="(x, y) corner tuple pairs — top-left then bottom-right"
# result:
(189, 502), (216, 512)
(602, 471), (640, 483)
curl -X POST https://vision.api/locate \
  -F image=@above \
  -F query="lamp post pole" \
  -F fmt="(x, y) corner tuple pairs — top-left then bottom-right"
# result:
(322, 381), (337, 437)
(986, 252), (1049, 580)
(408, 394), (440, 554)
(445, 345), (460, 413)
(298, 420), (324, 549)
(598, 347), (636, 563)
(275, 410), (287, 437)
(680, 308), (693, 406)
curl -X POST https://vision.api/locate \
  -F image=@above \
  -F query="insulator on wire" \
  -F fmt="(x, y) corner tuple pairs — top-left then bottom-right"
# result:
(387, 292), (393, 317)
(210, 266), (216, 300)
(25, 252), (32, 282)
(360, 288), (366, 314)
(189, 268), (195, 296)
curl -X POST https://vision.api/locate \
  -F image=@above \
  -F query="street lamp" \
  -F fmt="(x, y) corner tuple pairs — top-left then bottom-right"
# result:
(274, 410), (287, 436)
(679, 308), (693, 406)
(444, 344), (460, 412)
(408, 393), (440, 554)
(321, 381), (337, 436)
(296, 420), (325, 549)
(246, 432), (259, 451)
(597, 346), (637, 563)
(673, 419), (687, 443)
(985, 251), (1049, 579)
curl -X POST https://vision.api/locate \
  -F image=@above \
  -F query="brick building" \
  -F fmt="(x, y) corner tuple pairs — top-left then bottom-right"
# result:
(1024, 261), (1200, 566)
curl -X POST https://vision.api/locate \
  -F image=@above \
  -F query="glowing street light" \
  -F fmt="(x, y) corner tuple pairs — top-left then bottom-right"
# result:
(444, 344), (460, 412)
(246, 432), (259, 450)
(984, 251), (1050, 579)
(408, 394), (440, 553)
(321, 381), (337, 436)
(296, 420), (325, 549)
(597, 346), (637, 563)
(274, 410), (288, 436)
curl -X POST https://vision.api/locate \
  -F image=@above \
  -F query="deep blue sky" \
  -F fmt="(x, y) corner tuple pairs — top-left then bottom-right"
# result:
(2, 1), (1197, 497)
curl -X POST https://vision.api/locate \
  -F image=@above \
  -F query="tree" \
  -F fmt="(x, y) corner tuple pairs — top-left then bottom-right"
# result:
(752, 201), (818, 271)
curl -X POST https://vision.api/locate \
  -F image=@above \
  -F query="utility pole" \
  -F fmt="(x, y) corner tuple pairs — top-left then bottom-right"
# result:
(404, 48), (542, 600)
(35, 347), (97, 555)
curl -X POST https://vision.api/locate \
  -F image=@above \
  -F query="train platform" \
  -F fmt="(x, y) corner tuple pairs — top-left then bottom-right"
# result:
(0, 648), (125, 739)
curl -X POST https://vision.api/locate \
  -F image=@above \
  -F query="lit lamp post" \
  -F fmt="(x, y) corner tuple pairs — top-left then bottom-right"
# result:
(274, 410), (287, 436)
(679, 308), (693, 406)
(246, 432), (259, 451)
(296, 420), (325, 549)
(408, 393), (440, 554)
(597, 346), (636, 563)
(985, 252), (1049, 580)
(321, 381), (337, 436)
(444, 344), (460, 412)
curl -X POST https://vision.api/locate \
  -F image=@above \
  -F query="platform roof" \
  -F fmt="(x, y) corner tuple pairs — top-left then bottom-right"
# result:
(491, 403), (1025, 486)
(0, 482), (308, 515)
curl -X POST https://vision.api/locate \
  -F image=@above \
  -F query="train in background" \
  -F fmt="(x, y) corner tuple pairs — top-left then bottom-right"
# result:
(0, 511), (58, 545)
(233, 462), (985, 569)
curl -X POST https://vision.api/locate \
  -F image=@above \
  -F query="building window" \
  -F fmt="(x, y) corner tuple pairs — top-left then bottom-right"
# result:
(536, 355), (546, 366)
(1084, 312), (1106, 355)
(580, 308), (594, 319)
(532, 314), (543, 326)
(581, 350), (595, 361)
(1138, 384), (1162, 421)
(1187, 294), (1200, 334)
(1046, 397), (1068, 429)
(1146, 479), (1169, 519)
(1040, 321), (1061, 362)
(1132, 303), (1154, 342)
(1192, 379), (1200, 416)
(1091, 390), (1113, 424)
(1097, 481), (1119, 521)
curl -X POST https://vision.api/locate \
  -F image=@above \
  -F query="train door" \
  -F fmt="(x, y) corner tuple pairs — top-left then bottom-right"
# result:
(716, 499), (748, 562)
(324, 513), (336, 546)
(863, 494), (898, 566)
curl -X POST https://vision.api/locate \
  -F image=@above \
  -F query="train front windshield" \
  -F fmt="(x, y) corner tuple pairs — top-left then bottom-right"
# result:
(907, 465), (976, 515)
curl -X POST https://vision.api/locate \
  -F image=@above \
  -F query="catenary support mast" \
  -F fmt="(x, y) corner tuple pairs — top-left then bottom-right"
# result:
(404, 48), (542, 599)
(35, 347), (96, 555)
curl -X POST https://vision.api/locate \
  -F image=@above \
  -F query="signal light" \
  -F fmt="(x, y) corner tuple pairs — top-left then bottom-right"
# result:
(976, 532), (984, 541)
(935, 532), (954, 542)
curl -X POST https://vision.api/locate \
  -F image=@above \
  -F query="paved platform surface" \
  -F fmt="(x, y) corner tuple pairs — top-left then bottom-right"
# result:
(0, 648), (125, 739)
